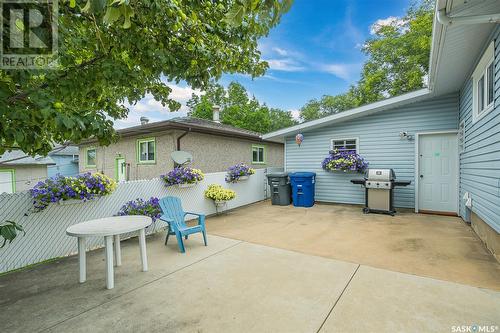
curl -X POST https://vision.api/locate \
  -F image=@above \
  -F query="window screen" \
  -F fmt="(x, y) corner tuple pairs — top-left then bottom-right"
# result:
(332, 139), (357, 152)
(252, 146), (265, 163)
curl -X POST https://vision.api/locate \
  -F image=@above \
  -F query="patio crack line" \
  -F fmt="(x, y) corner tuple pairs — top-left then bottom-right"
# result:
(315, 264), (360, 333)
(39, 240), (244, 333)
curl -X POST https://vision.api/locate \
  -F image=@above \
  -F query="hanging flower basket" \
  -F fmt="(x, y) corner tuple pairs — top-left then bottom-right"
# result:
(205, 184), (236, 202)
(321, 149), (368, 173)
(116, 197), (162, 222)
(161, 167), (204, 187)
(225, 163), (255, 183)
(176, 182), (197, 189)
(58, 199), (87, 206)
(214, 200), (227, 207)
(30, 173), (116, 211)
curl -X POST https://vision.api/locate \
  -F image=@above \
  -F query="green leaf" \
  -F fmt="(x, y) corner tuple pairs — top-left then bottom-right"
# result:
(225, 5), (245, 26)
(120, 5), (134, 29)
(0, 221), (24, 248)
(15, 19), (24, 32)
(103, 6), (121, 24)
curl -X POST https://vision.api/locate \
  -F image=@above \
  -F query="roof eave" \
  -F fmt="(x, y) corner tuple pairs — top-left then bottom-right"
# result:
(78, 121), (279, 145)
(262, 88), (432, 141)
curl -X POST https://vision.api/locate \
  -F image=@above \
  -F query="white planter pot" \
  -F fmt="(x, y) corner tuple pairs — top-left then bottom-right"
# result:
(238, 176), (249, 181)
(177, 182), (197, 189)
(58, 199), (84, 206)
(214, 200), (227, 207)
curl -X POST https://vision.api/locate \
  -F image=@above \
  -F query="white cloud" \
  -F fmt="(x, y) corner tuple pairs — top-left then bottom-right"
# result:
(166, 84), (202, 102)
(318, 63), (362, 81)
(272, 47), (288, 56)
(116, 83), (202, 129)
(113, 113), (163, 129)
(321, 64), (351, 80)
(370, 16), (407, 35)
(288, 109), (300, 120)
(266, 58), (305, 72)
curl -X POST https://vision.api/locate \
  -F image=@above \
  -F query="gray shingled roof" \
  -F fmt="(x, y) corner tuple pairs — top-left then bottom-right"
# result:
(49, 145), (79, 156)
(168, 117), (261, 137)
(0, 150), (55, 165)
(112, 116), (272, 142)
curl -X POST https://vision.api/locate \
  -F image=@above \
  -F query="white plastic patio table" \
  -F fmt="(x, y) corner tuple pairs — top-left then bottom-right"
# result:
(66, 216), (152, 289)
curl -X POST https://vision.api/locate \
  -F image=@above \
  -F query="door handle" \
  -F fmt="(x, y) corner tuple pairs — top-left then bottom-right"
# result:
(419, 175), (423, 178)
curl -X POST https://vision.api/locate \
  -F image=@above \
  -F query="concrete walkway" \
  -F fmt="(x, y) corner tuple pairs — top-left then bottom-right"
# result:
(1, 233), (498, 332)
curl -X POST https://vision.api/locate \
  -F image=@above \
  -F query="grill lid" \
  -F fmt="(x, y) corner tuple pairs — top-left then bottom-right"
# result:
(366, 169), (395, 181)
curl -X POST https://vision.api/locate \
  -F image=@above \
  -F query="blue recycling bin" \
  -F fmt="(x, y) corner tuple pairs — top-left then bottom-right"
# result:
(289, 172), (316, 207)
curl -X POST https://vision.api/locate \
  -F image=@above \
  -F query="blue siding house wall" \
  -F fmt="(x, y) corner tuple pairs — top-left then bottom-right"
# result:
(459, 26), (500, 233)
(285, 94), (458, 208)
(47, 155), (79, 178)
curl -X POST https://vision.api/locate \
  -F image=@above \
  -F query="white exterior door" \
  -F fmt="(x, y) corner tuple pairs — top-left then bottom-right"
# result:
(116, 158), (126, 182)
(0, 170), (15, 194)
(418, 133), (458, 213)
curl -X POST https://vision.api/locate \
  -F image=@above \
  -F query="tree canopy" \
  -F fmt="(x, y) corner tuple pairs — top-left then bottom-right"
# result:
(300, 0), (433, 122)
(187, 81), (297, 133)
(0, 0), (293, 156)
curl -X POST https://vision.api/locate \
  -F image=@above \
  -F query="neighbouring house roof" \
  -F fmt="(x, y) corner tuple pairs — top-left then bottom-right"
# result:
(0, 150), (55, 166)
(49, 145), (79, 156)
(82, 117), (280, 144)
(263, 0), (500, 141)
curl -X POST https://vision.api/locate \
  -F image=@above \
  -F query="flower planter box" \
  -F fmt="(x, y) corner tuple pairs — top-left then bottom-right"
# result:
(328, 169), (361, 173)
(176, 182), (197, 189)
(214, 200), (227, 207)
(58, 199), (85, 206)
(237, 176), (249, 181)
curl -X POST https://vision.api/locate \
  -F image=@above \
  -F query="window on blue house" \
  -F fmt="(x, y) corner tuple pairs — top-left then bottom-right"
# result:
(331, 138), (358, 153)
(472, 41), (494, 123)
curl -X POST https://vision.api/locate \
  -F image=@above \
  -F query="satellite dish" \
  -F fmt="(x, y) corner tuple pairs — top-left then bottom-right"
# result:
(171, 150), (193, 166)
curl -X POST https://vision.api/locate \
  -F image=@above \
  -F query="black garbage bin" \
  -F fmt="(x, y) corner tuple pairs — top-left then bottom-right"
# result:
(266, 172), (291, 206)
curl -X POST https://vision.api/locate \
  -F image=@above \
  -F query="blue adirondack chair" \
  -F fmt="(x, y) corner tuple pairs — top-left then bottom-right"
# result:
(158, 196), (207, 253)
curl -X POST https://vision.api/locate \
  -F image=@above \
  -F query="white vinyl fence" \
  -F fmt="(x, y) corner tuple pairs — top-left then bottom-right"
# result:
(0, 169), (269, 273)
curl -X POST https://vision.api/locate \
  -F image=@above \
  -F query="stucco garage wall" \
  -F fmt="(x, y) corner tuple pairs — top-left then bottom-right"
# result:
(284, 94), (459, 208)
(8, 165), (48, 192)
(176, 131), (284, 173)
(80, 130), (284, 179)
(79, 132), (176, 180)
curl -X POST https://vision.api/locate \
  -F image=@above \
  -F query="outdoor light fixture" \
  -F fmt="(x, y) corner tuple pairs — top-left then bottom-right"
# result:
(399, 131), (413, 140)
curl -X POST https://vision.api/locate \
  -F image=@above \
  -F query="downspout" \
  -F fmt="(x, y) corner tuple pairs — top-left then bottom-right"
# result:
(174, 129), (191, 167)
(437, 9), (500, 26)
(176, 129), (191, 151)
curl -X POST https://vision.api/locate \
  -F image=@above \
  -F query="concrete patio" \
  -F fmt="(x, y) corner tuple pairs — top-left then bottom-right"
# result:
(207, 201), (500, 290)
(0, 202), (499, 332)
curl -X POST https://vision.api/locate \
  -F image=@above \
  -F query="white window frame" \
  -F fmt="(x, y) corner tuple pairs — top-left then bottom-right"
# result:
(251, 145), (265, 164)
(137, 138), (156, 164)
(472, 41), (495, 123)
(330, 137), (359, 153)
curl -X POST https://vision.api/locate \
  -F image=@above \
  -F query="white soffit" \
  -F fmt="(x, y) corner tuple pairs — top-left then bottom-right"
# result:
(430, 0), (500, 95)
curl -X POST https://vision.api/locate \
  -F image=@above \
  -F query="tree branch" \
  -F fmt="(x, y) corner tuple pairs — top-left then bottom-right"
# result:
(7, 48), (113, 104)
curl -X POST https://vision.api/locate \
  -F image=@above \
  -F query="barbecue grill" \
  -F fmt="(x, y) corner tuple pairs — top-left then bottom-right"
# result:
(351, 168), (411, 216)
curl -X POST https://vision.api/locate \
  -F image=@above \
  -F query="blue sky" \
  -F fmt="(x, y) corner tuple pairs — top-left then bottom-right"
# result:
(117, 0), (411, 128)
